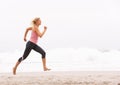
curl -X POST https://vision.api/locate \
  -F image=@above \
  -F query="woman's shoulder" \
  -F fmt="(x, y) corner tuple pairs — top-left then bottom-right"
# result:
(32, 25), (39, 31)
(26, 27), (32, 30)
(27, 26), (37, 30)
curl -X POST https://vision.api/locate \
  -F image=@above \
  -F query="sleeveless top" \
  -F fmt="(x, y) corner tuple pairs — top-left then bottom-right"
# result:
(30, 30), (38, 44)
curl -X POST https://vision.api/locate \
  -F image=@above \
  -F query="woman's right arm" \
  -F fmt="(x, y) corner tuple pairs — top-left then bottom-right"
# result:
(24, 27), (32, 42)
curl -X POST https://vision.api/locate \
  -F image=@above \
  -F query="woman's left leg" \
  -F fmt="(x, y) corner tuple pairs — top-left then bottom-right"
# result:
(13, 41), (33, 75)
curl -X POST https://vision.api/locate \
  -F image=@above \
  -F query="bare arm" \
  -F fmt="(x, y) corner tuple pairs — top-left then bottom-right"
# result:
(24, 27), (32, 42)
(35, 26), (47, 38)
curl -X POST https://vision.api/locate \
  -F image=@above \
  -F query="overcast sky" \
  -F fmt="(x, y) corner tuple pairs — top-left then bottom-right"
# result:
(0, 0), (120, 52)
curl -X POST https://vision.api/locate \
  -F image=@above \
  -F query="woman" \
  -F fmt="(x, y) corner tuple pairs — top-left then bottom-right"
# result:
(13, 17), (50, 75)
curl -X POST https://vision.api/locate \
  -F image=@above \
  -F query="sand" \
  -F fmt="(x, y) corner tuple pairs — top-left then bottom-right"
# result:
(0, 71), (120, 85)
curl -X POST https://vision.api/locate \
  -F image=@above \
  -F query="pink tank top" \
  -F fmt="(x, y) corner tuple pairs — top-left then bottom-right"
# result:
(30, 30), (38, 44)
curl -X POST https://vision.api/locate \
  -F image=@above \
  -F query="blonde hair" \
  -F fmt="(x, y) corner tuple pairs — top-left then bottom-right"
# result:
(32, 17), (40, 25)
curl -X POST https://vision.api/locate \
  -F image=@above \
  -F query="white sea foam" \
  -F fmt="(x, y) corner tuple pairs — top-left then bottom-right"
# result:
(0, 48), (120, 73)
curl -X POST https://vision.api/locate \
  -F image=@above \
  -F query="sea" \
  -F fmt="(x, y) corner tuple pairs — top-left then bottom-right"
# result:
(0, 48), (120, 73)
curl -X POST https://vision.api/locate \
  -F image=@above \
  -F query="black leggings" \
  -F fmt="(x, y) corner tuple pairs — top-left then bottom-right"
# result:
(18, 41), (46, 62)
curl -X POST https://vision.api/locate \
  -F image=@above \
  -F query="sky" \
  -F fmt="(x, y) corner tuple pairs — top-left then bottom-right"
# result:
(0, 0), (120, 52)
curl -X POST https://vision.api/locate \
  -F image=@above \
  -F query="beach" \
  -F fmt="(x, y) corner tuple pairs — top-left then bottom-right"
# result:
(0, 71), (120, 85)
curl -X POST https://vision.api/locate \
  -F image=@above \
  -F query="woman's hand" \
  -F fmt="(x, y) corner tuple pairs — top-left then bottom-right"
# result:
(24, 37), (27, 42)
(44, 26), (47, 30)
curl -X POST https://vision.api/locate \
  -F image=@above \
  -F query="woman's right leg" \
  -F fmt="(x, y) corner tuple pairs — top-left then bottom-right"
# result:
(33, 44), (50, 71)
(13, 42), (32, 75)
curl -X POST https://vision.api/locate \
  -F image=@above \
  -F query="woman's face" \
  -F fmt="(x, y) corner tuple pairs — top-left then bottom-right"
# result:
(36, 19), (41, 25)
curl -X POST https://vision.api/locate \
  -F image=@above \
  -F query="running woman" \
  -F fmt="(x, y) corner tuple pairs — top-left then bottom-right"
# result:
(13, 17), (50, 75)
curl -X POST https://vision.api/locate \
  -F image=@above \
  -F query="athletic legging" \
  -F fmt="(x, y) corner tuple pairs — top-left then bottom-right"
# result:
(18, 41), (46, 62)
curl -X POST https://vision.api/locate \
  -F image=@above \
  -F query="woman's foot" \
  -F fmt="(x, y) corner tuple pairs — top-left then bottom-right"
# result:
(13, 61), (20, 75)
(44, 67), (51, 71)
(13, 67), (16, 75)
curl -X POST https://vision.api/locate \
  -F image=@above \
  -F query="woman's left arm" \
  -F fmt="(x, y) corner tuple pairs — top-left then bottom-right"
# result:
(35, 26), (47, 38)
